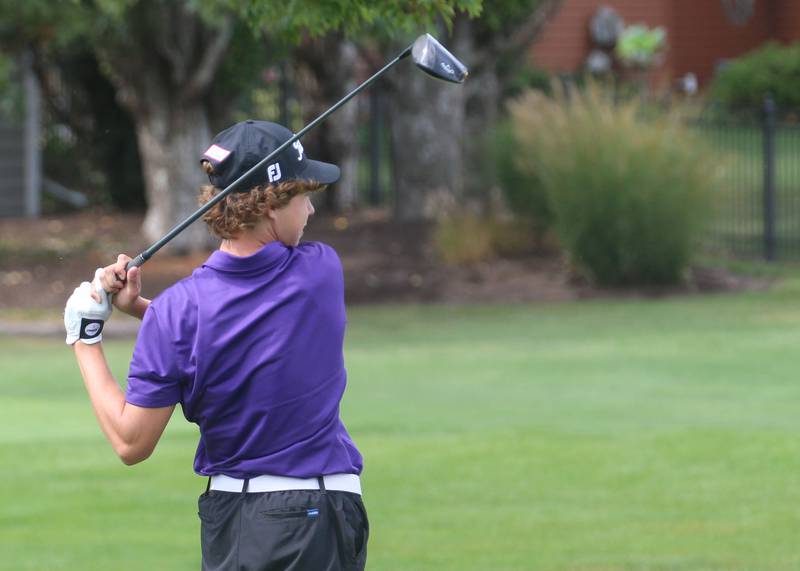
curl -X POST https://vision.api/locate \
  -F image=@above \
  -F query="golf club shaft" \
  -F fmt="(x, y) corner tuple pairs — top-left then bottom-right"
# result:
(126, 45), (413, 271)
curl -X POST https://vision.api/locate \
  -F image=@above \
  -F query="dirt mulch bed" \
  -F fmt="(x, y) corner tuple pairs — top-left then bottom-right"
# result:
(0, 209), (774, 314)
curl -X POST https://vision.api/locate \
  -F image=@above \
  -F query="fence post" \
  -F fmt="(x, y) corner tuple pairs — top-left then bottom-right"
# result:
(368, 87), (382, 206)
(22, 51), (41, 219)
(763, 95), (777, 261)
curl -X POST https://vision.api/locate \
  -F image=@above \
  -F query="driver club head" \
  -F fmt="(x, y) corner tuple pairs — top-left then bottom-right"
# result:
(411, 33), (469, 83)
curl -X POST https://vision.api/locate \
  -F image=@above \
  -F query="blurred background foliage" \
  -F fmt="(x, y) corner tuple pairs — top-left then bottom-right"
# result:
(3, 1), (800, 286)
(0, 0), (487, 251)
(508, 85), (717, 286)
(709, 41), (800, 116)
(0, 51), (22, 119)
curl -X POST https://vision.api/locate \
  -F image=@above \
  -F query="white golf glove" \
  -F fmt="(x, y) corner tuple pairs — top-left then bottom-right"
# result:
(64, 269), (113, 345)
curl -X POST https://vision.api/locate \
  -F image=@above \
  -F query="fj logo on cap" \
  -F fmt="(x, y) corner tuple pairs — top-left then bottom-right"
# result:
(267, 163), (282, 182)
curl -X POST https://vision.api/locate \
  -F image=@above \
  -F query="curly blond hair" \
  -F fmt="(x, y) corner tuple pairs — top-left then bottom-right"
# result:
(199, 161), (324, 239)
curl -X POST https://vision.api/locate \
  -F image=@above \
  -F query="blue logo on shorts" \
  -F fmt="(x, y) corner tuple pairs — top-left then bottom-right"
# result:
(307, 508), (320, 518)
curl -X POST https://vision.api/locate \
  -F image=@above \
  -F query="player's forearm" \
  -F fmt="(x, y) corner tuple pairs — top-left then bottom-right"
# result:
(73, 342), (147, 462)
(126, 297), (151, 320)
(115, 296), (151, 320)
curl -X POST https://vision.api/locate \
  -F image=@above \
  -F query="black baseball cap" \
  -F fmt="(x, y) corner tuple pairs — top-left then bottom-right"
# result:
(200, 120), (340, 191)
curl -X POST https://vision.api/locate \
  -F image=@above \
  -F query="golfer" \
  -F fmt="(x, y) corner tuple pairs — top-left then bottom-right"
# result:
(64, 120), (368, 570)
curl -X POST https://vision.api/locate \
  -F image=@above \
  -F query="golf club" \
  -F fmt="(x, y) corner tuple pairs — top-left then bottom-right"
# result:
(125, 33), (468, 270)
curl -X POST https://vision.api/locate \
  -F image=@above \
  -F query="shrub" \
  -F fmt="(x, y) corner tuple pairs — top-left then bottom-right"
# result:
(508, 85), (718, 286)
(502, 64), (552, 99)
(489, 218), (542, 258)
(710, 42), (800, 113)
(433, 208), (545, 266)
(0, 53), (23, 119)
(492, 121), (554, 237)
(434, 211), (495, 266)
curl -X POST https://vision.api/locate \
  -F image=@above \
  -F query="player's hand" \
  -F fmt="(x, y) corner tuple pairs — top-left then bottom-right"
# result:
(64, 280), (112, 345)
(91, 254), (143, 316)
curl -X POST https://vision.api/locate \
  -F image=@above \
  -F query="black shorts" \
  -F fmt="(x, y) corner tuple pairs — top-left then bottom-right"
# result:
(198, 483), (369, 571)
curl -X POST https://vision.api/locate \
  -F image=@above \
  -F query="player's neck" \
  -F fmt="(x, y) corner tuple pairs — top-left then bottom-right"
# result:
(220, 223), (278, 257)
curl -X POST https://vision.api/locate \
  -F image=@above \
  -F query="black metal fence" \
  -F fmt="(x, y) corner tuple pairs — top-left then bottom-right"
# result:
(696, 98), (800, 261)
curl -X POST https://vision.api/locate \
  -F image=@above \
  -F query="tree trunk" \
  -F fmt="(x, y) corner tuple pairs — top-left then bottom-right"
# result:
(93, 4), (233, 253)
(386, 22), (469, 221)
(461, 0), (563, 204)
(386, 3), (562, 220)
(135, 102), (214, 253)
(325, 40), (360, 212)
(294, 37), (361, 213)
(460, 18), (501, 201)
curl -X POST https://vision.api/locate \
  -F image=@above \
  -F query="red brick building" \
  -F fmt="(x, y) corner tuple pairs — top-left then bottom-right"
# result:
(530, 0), (800, 88)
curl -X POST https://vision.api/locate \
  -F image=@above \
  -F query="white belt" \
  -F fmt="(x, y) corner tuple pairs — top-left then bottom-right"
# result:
(209, 473), (361, 495)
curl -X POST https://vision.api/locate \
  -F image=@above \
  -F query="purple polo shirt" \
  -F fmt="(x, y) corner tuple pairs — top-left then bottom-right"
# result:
(125, 241), (363, 479)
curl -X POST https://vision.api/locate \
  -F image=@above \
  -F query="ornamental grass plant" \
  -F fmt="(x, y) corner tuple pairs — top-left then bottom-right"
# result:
(492, 122), (554, 238)
(508, 85), (719, 286)
(434, 210), (495, 266)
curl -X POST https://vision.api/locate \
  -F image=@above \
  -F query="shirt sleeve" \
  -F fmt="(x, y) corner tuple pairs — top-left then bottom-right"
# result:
(316, 242), (344, 284)
(125, 303), (186, 408)
(316, 242), (347, 322)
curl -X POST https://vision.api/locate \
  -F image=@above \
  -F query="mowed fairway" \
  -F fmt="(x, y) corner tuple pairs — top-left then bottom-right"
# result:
(2, 287), (800, 570)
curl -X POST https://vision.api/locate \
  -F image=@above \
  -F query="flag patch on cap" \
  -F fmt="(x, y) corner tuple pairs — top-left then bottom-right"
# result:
(204, 144), (231, 162)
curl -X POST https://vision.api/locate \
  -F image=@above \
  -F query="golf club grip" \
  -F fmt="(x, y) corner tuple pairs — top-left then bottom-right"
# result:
(126, 254), (147, 271)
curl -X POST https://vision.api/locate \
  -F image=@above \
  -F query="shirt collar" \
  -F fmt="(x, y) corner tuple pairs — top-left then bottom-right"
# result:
(203, 240), (290, 273)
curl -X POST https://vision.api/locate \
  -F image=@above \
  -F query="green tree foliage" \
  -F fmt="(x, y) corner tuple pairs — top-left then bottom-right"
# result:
(473, 0), (548, 35)
(710, 42), (800, 113)
(0, 0), (482, 59)
(0, 52), (22, 119)
(0, 0), (481, 248)
(224, 0), (482, 38)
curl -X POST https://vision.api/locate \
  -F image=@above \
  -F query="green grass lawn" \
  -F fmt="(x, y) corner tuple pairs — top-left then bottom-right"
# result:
(2, 286), (800, 570)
